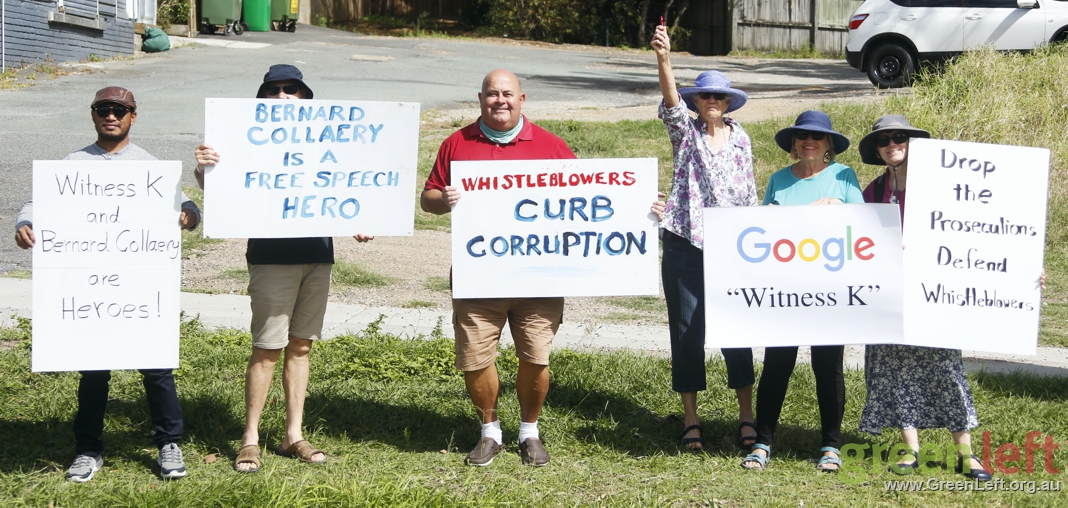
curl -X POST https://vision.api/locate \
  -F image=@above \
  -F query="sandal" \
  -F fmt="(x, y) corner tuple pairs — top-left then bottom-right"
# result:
(273, 439), (326, 464)
(737, 421), (757, 450)
(890, 449), (919, 475)
(234, 444), (262, 473)
(817, 446), (842, 472)
(679, 424), (703, 451)
(741, 443), (770, 470)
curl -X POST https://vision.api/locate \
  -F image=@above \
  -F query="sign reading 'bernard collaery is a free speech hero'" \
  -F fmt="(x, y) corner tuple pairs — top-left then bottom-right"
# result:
(31, 161), (183, 372)
(451, 158), (660, 299)
(202, 99), (419, 238)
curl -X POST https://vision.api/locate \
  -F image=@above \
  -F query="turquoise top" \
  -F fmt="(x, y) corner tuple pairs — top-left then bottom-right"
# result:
(761, 161), (864, 206)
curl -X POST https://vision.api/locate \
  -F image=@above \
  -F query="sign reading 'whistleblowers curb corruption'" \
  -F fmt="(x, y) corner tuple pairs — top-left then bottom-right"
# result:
(451, 158), (659, 299)
(31, 160), (182, 372)
(903, 138), (1049, 356)
(703, 204), (904, 348)
(202, 98), (419, 238)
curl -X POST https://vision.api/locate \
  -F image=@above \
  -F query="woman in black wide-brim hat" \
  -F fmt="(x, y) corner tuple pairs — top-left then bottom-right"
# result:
(856, 115), (994, 481)
(649, 22), (761, 453)
(741, 110), (864, 472)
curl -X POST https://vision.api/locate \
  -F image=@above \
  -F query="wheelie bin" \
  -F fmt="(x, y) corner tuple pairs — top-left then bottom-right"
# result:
(242, 0), (271, 32)
(271, 0), (299, 32)
(198, 0), (245, 36)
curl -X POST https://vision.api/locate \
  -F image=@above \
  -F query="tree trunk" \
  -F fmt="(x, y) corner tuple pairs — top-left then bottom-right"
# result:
(637, 0), (652, 47)
(671, 0), (690, 33)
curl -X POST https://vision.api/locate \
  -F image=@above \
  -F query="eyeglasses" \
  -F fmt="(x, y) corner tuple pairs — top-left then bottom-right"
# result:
(265, 84), (301, 96)
(92, 106), (132, 119)
(794, 131), (826, 141)
(876, 132), (910, 147)
(697, 92), (727, 101)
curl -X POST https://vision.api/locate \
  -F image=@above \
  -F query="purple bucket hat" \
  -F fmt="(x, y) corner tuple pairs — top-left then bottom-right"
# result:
(678, 70), (748, 114)
(774, 110), (850, 154)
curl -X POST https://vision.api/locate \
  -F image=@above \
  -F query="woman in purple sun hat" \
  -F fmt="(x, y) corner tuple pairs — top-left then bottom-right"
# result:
(649, 22), (760, 453)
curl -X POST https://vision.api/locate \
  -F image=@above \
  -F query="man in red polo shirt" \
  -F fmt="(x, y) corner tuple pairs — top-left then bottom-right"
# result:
(421, 69), (575, 467)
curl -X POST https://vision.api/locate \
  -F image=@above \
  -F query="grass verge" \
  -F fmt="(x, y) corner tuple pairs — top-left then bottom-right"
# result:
(0, 316), (1064, 505)
(332, 260), (396, 288)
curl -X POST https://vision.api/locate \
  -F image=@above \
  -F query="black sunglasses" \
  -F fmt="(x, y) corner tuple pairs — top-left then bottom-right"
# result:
(876, 132), (910, 147)
(92, 106), (132, 119)
(265, 84), (301, 96)
(697, 92), (727, 101)
(794, 131), (826, 141)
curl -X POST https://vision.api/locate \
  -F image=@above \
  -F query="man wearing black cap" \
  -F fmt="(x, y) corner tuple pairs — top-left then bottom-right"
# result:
(14, 86), (201, 482)
(195, 64), (372, 473)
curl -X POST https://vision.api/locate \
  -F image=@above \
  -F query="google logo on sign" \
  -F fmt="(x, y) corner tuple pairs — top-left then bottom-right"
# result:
(736, 226), (874, 272)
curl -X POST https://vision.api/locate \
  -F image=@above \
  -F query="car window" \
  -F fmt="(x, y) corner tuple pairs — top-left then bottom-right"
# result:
(909, 0), (965, 6)
(965, 0), (1020, 6)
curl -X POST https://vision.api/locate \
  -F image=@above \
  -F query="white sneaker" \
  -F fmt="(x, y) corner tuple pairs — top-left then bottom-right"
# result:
(158, 443), (187, 479)
(66, 453), (103, 483)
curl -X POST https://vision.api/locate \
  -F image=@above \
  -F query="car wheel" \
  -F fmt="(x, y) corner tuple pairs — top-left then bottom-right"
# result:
(865, 43), (915, 89)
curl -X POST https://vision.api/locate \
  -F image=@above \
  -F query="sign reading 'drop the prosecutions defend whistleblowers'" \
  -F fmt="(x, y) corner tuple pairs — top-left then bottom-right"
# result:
(31, 160), (183, 372)
(202, 99), (419, 238)
(903, 139), (1049, 356)
(451, 159), (660, 299)
(703, 204), (904, 348)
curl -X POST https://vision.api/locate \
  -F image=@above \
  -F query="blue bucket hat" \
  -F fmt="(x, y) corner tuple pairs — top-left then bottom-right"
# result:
(678, 70), (748, 114)
(256, 64), (314, 99)
(774, 110), (850, 154)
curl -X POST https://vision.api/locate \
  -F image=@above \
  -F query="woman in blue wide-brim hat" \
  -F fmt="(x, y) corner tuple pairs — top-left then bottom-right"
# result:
(649, 23), (760, 453)
(740, 110), (864, 472)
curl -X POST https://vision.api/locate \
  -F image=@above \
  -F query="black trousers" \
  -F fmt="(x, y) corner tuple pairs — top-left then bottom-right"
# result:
(755, 346), (845, 450)
(73, 369), (184, 455)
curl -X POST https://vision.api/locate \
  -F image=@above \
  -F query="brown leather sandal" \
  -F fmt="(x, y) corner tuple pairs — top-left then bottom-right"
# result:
(234, 444), (262, 473)
(272, 440), (326, 464)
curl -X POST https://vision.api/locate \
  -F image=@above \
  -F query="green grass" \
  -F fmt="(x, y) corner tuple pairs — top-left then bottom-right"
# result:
(0, 270), (31, 280)
(220, 268), (250, 284)
(728, 43), (842, 60)
(0, 316), (1066, 505)
(401, 300), (436, 308)
(423, 276), (451, 292)
(331, 260), (396, 288)
(600, 296), (669, 324)
(182, 186), (223, 259)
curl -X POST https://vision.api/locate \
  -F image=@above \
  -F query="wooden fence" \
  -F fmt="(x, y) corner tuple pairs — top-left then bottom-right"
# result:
(308, 0), (463, 23)
(685, 0), (864, 56)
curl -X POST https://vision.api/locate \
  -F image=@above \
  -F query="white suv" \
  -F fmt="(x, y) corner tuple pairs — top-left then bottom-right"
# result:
(846, 0), (1068, 88)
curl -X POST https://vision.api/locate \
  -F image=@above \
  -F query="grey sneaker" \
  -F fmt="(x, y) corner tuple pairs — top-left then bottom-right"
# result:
(158, 443), (187, 479)
(66, 453), (103, 483)
(464, 438), (503, 467)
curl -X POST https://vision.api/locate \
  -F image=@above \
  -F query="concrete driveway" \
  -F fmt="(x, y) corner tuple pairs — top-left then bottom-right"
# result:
(0, 24), (874, 271)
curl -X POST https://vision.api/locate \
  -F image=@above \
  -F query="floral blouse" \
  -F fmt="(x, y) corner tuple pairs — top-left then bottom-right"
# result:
(659, 100), (759, 248)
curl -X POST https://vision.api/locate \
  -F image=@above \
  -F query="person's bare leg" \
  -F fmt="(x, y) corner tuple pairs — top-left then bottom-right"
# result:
(238, 346), (282, 471)
(517, 360), (548, 423)
(278, 336), (323, 462)
(952, 430), (984, 471)
(899, 428), (920, 465)
(680, 391), (702, 450)
(464, 364), (500, 424)
(737, 385), (756, 446)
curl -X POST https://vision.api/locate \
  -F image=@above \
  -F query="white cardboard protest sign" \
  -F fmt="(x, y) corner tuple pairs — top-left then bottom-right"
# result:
(703, 204), (904, 347)
(203, 98), (419, 238)
(31, 160), (183, 372)
(902, 138), (1049, 355)
(451, 158), (659, 298)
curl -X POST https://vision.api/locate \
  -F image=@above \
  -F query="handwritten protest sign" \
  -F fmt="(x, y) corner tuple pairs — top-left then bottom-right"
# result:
(903, 139), (1049, 355)
(202, 99), (419, 238)
(703, 204), (904, 347)
(31, 161), (183, 372)
(451, 159), (659, 298)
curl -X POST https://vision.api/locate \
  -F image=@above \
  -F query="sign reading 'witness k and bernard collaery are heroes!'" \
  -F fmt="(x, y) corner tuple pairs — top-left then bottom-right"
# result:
(451, 158), (660, 298)
(703, 204), (904, 348)
(31, 161), (183, 372)
(202, 99), (419, 238)
(903, 139), (1049, 356)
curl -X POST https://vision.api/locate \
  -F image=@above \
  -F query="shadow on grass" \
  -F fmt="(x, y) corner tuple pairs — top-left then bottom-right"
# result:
(305, 391), (474, 453)
(970, 370), (1068, 402)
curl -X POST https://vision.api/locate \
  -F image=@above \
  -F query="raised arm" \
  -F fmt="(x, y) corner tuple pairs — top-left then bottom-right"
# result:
(651, 24), (680, 108)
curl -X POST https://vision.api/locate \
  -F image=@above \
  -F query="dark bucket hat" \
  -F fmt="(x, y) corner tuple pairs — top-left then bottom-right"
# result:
(858, 115), (930, 165)
(678, 70), (748, 114)
(256, 64), (314, 99)
(774, 110), (850, 154)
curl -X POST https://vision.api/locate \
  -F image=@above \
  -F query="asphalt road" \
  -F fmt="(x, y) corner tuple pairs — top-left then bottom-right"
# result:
(0, 24), (872, 271)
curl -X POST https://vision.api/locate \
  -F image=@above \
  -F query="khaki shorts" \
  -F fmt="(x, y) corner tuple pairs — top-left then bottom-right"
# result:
(248, 263), (332, 350)
(452, 297), (564, 371)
